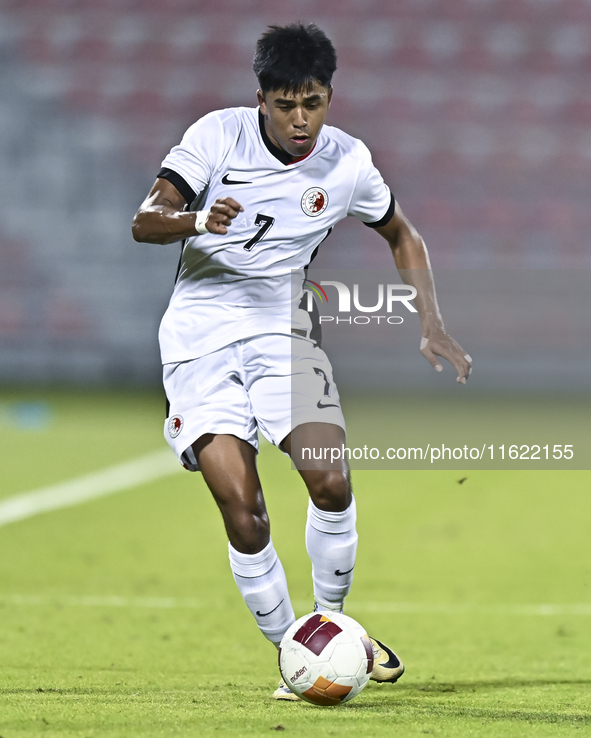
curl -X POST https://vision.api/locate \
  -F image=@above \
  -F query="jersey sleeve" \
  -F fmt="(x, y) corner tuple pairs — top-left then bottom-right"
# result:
(347, 142), (395, 227)
(159, 111), (224, 202)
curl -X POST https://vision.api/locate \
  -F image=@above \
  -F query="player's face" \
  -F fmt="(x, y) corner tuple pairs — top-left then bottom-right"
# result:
(257, 81), (332, 158)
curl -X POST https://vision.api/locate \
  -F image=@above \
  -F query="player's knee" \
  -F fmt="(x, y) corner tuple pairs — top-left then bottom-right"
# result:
(228, 508), (270, 554)
(309, 471), (351, 512)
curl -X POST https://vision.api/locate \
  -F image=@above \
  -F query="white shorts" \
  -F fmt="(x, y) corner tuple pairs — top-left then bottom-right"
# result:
(163, 333), (345, 471)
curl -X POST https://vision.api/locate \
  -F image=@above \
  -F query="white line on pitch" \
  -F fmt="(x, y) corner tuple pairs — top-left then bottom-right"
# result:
(0, 449), (183, 528)
(1, 595), (590, 616)
(0, 594), (205, 609)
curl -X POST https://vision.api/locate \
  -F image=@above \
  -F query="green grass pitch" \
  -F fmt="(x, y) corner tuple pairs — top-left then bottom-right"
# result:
(0, 389), (590, 737)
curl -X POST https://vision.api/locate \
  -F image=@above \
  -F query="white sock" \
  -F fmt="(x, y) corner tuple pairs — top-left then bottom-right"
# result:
(306, 497), (358, 613)
(228, 539), (295, 646)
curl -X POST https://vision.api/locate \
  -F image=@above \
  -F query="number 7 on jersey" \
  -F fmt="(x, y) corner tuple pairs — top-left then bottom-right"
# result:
(244, 213), (275, 251)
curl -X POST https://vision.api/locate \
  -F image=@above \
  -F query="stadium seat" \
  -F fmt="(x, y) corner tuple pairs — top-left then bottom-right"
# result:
(3, 0), (589, 282)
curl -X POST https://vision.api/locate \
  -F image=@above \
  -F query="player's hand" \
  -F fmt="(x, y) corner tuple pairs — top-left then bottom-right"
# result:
(420, 331), (473, 384)
(206, 197), (244, 235)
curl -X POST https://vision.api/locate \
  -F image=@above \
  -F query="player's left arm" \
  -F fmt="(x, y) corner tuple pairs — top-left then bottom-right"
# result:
(375, 205), (472, 384)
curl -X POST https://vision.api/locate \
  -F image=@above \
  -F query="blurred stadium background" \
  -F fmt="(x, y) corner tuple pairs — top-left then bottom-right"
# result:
(0, 0), (590, 385)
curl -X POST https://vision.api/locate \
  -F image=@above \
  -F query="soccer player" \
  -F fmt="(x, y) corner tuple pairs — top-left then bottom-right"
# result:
(132, 23), (471, 700)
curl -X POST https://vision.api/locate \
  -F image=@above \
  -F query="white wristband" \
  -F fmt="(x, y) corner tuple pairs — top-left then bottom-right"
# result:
(194, 209), (210, 235)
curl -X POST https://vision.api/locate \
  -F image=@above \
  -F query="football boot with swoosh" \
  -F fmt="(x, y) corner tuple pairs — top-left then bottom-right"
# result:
(369, 637), (405, 683)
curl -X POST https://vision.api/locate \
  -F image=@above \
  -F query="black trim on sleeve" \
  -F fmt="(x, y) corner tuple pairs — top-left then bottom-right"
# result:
(363, 192), (396, 229)
(157, 167), (197, 205)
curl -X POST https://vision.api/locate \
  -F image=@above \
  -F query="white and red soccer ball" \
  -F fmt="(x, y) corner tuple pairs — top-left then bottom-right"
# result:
(279, 612), (374, 706)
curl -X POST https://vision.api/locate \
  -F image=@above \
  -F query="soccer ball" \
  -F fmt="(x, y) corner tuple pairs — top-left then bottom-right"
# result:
(279, 612), (374, 706)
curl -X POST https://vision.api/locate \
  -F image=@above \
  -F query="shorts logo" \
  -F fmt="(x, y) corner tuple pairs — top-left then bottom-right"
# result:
(168, 415), (184, 438)
(301, 188), (328, 217)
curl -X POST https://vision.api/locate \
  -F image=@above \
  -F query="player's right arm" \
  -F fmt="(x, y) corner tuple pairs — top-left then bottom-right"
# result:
(131, 178), (243, 245)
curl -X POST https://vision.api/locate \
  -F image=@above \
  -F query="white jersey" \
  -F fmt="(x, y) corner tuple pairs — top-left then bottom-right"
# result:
(158, 106), (393, 364)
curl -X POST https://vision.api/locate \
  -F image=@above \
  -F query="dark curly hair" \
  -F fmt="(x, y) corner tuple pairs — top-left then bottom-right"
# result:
(253, 23), (337, 95)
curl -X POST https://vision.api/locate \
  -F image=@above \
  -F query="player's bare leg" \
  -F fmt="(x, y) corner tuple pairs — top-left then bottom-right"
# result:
(193, 433), (295, 646)
(192, 433), (269, 554)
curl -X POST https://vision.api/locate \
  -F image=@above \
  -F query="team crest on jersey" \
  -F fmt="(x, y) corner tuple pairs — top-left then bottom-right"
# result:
(168, 415), (184, 438)
(301, 187), (328, 217)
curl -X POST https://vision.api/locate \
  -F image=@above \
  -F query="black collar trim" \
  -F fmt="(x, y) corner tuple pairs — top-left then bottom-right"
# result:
(258, 109), (295, 166)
